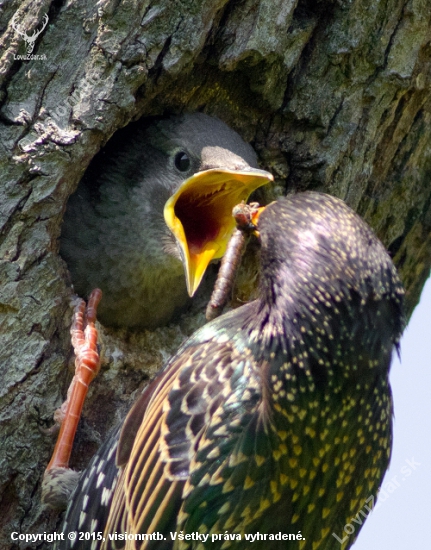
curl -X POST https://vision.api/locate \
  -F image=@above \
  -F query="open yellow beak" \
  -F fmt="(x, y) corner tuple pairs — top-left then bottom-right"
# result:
(164, 168), (273, 296)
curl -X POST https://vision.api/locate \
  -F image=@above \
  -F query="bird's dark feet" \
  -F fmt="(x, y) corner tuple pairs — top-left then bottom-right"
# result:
(42, 289), (102, 509)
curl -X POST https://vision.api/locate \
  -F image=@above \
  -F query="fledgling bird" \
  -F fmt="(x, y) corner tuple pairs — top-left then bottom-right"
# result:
(59, 192), (405, 550)
(60, 113), (272, 329)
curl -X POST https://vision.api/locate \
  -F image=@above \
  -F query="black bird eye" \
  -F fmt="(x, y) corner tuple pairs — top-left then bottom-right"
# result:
(174, 151), (190, 172)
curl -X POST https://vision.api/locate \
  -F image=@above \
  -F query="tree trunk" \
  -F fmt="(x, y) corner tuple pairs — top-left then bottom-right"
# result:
(1, 0), (430, 546)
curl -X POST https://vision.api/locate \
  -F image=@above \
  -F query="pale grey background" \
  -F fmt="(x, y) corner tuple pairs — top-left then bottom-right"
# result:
(352, 277), (431, 549)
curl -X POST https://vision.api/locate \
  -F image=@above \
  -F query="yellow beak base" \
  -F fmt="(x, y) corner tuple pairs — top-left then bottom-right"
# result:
(164, 168), (273, 296)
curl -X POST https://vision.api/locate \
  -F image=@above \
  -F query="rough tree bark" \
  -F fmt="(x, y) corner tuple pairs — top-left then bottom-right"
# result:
(1, 0), (430, 547)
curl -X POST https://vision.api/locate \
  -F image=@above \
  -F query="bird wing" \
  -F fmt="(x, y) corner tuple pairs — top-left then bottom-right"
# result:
(102, 329), (271, 547)
(60, 425), (123, 549)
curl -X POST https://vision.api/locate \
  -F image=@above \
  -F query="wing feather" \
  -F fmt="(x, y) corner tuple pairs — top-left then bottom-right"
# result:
(69, 330), (269, 549)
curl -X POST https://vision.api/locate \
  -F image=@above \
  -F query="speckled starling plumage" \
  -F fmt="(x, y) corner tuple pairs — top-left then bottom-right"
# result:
(59, 192), (405, 550)
(60, 113), (272, 329)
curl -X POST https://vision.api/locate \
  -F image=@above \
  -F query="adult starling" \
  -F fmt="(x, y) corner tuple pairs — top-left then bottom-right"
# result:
(60, 113), (272, 329)
(59, 192), (405, 550)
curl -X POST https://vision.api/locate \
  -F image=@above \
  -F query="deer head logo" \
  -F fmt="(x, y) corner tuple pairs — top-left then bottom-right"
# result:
(11, 13), (49, 54)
